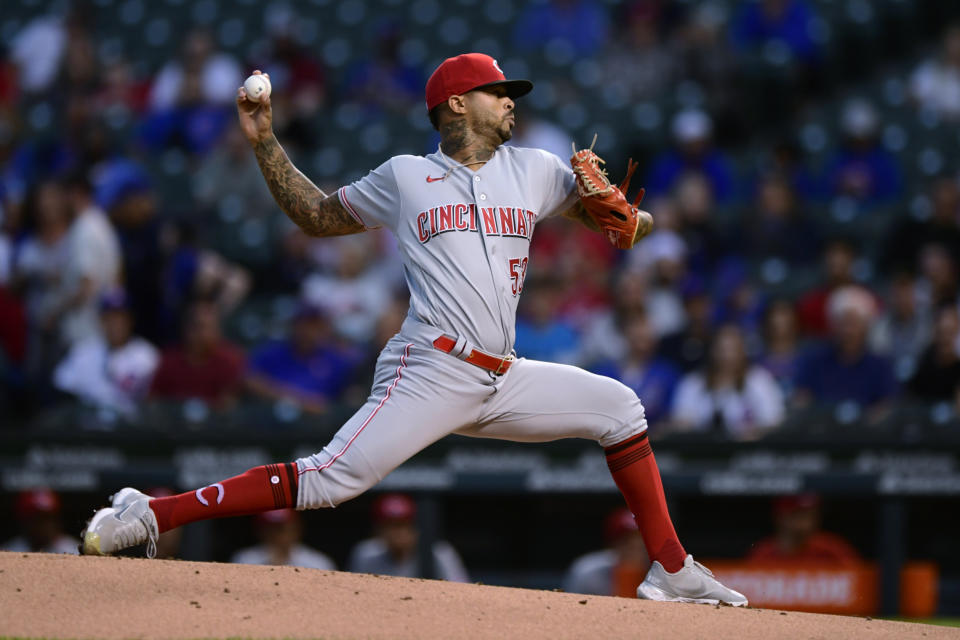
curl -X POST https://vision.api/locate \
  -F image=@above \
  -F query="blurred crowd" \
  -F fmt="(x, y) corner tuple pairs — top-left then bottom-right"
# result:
(2, 0), (960, 439)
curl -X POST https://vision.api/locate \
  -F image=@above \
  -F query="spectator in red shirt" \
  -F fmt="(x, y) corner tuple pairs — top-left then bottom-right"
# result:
(796, 237), (859, 336)
(149, 300), (244, 407)
(747, 494), (860, 565)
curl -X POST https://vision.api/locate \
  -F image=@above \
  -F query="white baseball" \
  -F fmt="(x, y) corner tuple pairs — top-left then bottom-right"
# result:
(243, 74), (271, 101)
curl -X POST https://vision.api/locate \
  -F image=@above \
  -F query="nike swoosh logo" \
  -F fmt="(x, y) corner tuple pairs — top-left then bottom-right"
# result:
(112, 503), (133, 521)
(426, 176), (444, 183)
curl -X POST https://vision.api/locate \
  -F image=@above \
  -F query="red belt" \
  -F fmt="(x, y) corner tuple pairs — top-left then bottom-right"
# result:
(432, 335), (515, 375)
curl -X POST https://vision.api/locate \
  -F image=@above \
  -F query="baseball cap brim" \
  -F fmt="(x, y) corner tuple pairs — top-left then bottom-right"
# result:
(471, 79), (534, 101)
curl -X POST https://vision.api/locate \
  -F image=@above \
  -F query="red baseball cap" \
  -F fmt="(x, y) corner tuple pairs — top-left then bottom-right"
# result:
(773, 493), (821, 517)
(372, 493), (416, 524)
(425, 53), (533, 111)
(604, 507), (638, 544)
(256, 508), (299, 526)
(15, 488), (61, 521)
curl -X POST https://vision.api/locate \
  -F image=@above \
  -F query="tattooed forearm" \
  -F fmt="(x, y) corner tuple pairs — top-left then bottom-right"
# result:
(252, 135), (363, 237)
(562, 202), (600, 231)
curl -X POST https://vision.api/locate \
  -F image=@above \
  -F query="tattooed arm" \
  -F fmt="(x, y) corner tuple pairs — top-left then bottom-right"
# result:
(561, 201), (600, 232)
(237, 71), (363, 237)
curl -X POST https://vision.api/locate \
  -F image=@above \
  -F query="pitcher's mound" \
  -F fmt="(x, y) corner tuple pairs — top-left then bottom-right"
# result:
(0, 551), (947, 639)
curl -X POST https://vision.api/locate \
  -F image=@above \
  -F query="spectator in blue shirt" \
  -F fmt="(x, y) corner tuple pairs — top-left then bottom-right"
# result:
(592, 313), (680, 429)
(729, 0), (821, 64)
(822, 100), (903, 207)
(512, 0), (609, 57)
(645, 109), (737, 204)
(515, 276), (581, 364)
(794, 286), (898, 412)
(758, 299), (804, 400)
(246, 303), (359, 413)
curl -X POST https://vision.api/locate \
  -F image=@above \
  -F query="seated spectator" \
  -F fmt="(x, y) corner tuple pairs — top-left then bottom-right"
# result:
(630, 230), (688, 338)
(529, 221), (617, 324)
(908, 305), (960, 403)
(57, 172), (122, 347)
(577, 269), (648, 367)
(645, 110), (736, 203)
(671, 324), (785, 439)
(674, 4), (742, 143)
(246, 303), (360, 413)
(869, 272), (931, 377)
(882, 176), (960, 276)
(910, 24), (960, 122)
(918, 243), (959, 308)
(148, 28), (240, 109)
(822, 100), (902, 206)
(149, 300), (245, 407)
(53, 288), (159, 416)
(231, 509), (335, 571)
(746, 138), (819, 204)
(512, 0), (609, 56)
(193, 127), (276, 222)
(143, 29), (241, 153)
(729, 0), (821, 64)
(506, 115), (573, 162)
(9, 12), (67, 95)
(341, 24), (422, 114)
(515, 276), (581, 364)
(794, 286), (898, 411)
(11, 179), (70, 383)
(743, 173), (821, 267)
(600, 8), (676, 102)
(591, 313), (680, 428)
(671, 171), (730, 275)
(162, 220), (251, 324)
(94, 160), (164, 342)
(252, 8), (328, 148)
(1, 489), (78, 554)
(710, 258), (766, 342)
(302, 235), (395, 344)
(796, 237), (860, 336)
(563, 508), (649, 597)
(660, 277), (714, 372)
(348, 494), (468, 582)
(747, 494), (860, 565)
(758, 299), (803, 398)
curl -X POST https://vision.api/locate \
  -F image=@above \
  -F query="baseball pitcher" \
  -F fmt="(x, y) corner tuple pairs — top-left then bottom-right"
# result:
(82, 53), (746, 606)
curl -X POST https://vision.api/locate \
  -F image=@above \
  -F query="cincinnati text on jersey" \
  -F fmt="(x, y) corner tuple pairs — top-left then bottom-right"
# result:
(416, 204), (536, 244)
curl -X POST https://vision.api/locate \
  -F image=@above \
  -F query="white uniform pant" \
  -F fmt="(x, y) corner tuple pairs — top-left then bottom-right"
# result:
(296, 320), (647, 509)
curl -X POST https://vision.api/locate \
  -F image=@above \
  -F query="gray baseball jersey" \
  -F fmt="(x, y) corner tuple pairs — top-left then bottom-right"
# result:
(296, 145), (647, 510)
(337, 145), (578, 354)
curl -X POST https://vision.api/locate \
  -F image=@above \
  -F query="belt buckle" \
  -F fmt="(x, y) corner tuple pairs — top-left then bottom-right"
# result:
(494, 354), (515, 376)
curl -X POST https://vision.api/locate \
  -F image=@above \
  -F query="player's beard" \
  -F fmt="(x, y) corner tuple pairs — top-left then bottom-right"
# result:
(498, 119), (514, 142)
(486, 112), (514, 144)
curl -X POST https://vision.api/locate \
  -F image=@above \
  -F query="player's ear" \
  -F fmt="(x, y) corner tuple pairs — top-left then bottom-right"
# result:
(447, 94), (468, 116)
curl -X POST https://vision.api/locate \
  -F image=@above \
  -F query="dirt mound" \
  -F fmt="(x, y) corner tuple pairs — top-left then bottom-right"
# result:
(0, 552), (948, 639)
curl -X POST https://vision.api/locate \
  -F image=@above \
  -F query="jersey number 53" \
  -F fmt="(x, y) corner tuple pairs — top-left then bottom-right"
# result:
(508, 257), (529, 296)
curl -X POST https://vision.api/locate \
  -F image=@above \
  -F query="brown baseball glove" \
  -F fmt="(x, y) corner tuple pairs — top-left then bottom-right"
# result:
(570, 136), (649, 249)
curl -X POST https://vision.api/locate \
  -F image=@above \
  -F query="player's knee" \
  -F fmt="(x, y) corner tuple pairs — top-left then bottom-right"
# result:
(297, 472), (372, 509)
(294, 457), (376, 509)
(597, 379), (648, 448)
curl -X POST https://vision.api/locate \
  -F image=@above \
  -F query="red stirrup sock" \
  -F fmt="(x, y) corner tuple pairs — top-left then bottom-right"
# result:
(605, 432), (686, 573)
(149, 463), (299, 534)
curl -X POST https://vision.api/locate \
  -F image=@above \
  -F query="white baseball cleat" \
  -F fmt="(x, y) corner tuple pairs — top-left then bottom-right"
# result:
(637, 555), (748, 606)
(110, 486), (150, 509)
(81, 491), (158, 558)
